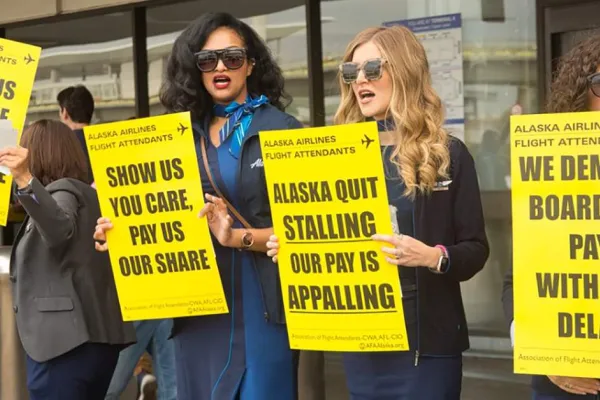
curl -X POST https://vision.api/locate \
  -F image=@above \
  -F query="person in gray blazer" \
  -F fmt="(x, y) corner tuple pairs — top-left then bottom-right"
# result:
(0, 119), (136, 400)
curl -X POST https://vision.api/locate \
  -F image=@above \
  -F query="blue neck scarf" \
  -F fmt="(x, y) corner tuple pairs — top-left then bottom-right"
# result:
(377, 119), (395, 132)
(213, 94), (269, 158)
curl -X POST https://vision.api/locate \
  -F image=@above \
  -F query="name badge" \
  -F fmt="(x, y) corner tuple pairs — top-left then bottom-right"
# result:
(433, 180), (452, 191)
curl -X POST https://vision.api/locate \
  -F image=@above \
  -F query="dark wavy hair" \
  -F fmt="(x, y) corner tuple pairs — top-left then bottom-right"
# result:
(160, 12), (291, 120)
(547, 34), (600, 113)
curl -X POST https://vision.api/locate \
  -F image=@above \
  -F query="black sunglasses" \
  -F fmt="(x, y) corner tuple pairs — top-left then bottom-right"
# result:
(589, 72), (600, 98)
(339, 58), (387, 84)
(194, 48), (247, 72)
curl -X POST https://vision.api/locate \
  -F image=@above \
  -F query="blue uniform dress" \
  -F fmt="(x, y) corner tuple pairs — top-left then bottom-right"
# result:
(172, 131), (296, 400)
(342, 145), (462, 400)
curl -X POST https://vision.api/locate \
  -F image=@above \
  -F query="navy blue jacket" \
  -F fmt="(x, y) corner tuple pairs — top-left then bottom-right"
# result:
(411, 137), (489, 356)
(192, 104), (302, 325)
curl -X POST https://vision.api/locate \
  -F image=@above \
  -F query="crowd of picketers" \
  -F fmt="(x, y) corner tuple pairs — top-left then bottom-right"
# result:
(6, 10), (600, 400)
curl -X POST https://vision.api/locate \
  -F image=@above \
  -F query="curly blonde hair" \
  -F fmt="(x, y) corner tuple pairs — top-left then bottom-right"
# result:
(334, 26), (450, 198)
(547, 34), (600, 112)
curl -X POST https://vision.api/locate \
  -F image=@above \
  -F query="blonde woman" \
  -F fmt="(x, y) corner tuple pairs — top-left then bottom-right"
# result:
(267, 26), (489, 399)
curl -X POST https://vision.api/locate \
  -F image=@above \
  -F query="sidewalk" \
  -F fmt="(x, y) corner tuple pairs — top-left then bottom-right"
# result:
(463, 377), (529, 400)
(462, 356), (530, 400)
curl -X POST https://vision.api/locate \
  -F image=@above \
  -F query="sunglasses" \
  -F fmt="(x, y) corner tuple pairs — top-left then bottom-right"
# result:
(339, 58), (387, 84)
(589, 72), (600, 98)
(194, 48), (247, 72)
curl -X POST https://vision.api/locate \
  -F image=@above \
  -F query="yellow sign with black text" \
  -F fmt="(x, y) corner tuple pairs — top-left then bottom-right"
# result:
(0, 38), (41, 226)
(85, 113), (228, 321)
(511, 111), (600, 377)
(260, 122), (408, 352)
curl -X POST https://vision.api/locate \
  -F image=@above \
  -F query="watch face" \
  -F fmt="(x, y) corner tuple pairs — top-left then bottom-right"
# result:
(242, 232), (254, 247)
(440, 257), (449, 272)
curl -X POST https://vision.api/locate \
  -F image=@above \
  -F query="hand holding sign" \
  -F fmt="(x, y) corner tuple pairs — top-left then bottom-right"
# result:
(511, 112), (600, 377)
(94, 217), (113, 252)
(260, 122), (409, 352)
(372, 233), (441, 268)
(0, 39), (41, 226)
(269, 232), (441, 268)
(266, 234), (280, 263)
(198, 194), (234, 247)
(547, 376), (600, 395)
(85, 113), (227, 320)
(0, 120), (19, 176)
(0, 146), (31, 187)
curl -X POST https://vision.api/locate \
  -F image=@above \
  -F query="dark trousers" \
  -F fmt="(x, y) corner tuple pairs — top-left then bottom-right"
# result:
(343, 353), (462, 400)
(26, 343), (121, 400)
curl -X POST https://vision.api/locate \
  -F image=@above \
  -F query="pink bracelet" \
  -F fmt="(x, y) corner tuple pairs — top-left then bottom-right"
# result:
(435, 244), (448, 256)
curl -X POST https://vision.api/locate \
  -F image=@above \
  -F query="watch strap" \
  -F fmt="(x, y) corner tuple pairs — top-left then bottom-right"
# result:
(429, 245), (449, 274)
(435, 244), (448, 257)
(16, 177), (34, 195)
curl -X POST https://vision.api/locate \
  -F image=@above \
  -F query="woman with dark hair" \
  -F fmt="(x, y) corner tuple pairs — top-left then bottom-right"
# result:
(94, 12), (302, 400)
(159, 14), (290, 119)
(546, 35), (600, 113)
(503, 34), (600, 399)
(0, 120), (134, 400)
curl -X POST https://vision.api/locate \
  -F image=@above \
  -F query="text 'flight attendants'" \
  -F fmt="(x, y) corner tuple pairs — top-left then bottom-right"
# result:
(0, 38), (41, 226)
(85, 113), (227, 321)
(260, 121), (408, 352)
(511, 111), (600, 377)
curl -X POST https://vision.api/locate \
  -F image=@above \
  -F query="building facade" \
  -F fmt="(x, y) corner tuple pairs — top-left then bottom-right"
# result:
(1, 0), (599, 397)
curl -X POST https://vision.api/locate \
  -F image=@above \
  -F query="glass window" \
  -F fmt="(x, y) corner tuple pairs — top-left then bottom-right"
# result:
(7, 12), (135, 123)
(146, 2), (310, 125)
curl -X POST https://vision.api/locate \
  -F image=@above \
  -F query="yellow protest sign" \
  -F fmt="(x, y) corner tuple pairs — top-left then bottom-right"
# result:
(260, 122), (408, 352)
(85, 113), (228, 321)
(511, 111), (600, 377)
(0, 38), (41, 226)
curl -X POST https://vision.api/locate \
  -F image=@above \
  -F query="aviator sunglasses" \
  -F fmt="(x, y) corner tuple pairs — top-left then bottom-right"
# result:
(589, 72), (600, 98)
(339, 58), (387, 84)
(194, 48), (248, 72)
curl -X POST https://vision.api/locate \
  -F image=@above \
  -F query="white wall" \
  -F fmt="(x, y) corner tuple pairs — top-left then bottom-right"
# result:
(0, 0), (150, 24)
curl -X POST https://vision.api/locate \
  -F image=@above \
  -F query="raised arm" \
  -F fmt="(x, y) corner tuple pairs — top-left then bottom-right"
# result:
(0, 146), (79, 248)
(17, 178), (79, 248)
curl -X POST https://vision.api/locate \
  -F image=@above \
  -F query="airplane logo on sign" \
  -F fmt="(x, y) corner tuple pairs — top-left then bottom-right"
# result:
(177, 122), (188, 135)
(362, 134), (374, 149)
